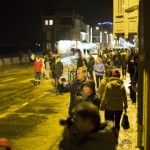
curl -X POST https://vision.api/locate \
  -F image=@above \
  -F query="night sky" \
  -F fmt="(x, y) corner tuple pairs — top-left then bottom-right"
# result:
(0, 0), (113, 45)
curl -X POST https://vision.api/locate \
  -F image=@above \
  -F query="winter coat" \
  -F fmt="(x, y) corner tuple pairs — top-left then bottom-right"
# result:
(66, 78), (89, 116)
(97, 77), (110, 102)
(77, 58), (87, 69)
(45, 58), (50, 70)
(100, 77), (128, 111)
(34, 60), (42, 72)
(127, 59), (135, 74)
(94, 62), (105, 76)
(87, 57), (95, 72)
(121, 58), (128, 68)
(84, 94), (100, 109)
(51, 61), (63, 78)
(105, 61), (113, 76)
(59, 121), (117, 150)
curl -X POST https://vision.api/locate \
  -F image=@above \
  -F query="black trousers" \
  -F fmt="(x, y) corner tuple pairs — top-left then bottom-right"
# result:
(105, 109), (123, 133)
(96, 75), (103, 88)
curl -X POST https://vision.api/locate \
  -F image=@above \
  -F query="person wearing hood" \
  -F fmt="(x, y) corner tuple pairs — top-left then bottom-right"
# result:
(59, 101), (117, 150)
(97, 70), (112, 107)
(94, 57), (105, 88)
(100, 69), (128, 135)
(74, 79), (100, 109)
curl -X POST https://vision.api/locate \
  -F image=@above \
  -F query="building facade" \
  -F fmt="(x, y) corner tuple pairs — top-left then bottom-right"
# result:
(42, 8), (91, 54)
(113, 0), (139, 47)
(92, 22), (113, 50)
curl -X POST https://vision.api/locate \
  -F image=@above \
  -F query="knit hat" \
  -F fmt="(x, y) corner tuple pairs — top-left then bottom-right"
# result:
(83, 79), (96, 94)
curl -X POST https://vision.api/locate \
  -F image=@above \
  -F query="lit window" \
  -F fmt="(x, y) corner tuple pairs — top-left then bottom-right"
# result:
(49, 20), (53, 25)
(45, 20), (48, 25)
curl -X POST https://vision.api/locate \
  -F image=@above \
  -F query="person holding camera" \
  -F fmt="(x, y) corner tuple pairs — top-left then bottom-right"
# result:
(67, 67), (90, 116)
(59, 101), (117, 150)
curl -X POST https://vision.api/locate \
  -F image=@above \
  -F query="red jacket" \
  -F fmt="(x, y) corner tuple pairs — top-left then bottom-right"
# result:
(34, 60), (42, 72)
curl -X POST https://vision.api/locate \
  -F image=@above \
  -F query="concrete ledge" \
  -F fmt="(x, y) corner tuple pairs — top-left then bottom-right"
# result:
(0, 53), (74, 66)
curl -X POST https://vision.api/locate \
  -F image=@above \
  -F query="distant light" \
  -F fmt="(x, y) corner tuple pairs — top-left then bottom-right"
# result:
(104, 31), (107, 34)
(49, 20), (53, 25)
(45, 20), (48, 25)
(98, 22), (113, 26)
(96, 27), (99, 30)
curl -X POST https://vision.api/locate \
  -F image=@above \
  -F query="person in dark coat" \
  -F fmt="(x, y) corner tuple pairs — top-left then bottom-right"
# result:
(59, 101), (117, 150)
(127, 54), (135, 83)
(100, 69), (128, 136)
(87, 54), (95, 79)
(66, 67), (89, 116)
(77, 53), (87, 69)
(73, 79), (100, 109)
(51, 56), (63, 95)
(121, 55), (128, 79)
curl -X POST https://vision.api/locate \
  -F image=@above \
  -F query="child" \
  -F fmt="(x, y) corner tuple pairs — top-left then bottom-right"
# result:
(34, 56), (42, 85)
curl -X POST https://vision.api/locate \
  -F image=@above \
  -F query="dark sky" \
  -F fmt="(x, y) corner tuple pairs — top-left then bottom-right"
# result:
(0, 0), (113, 44)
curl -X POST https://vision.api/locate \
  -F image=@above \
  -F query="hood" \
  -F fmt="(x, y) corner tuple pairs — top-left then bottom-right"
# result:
(101, 77), (110, 85)
(109, 77), (123, 87)
(88, 121), (117, 143)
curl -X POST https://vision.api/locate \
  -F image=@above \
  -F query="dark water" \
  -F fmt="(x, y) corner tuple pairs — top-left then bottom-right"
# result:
(0, 45), (42, 58)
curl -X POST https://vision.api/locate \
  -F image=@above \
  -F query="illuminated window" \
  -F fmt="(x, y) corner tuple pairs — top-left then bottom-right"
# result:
(45, 20), (53, 25)
(49, 20), (53, 25)
(45, 20), (48, 25)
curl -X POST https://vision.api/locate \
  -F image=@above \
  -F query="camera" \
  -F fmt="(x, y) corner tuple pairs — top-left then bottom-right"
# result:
(60, 77), (66, 82)
(59, 117), (74, 127)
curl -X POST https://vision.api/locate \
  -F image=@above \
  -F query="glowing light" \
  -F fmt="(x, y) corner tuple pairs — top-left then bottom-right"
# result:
(98, 22), (113, 26)
(45, 20), (48, 25)
(49, 20), (53, 25)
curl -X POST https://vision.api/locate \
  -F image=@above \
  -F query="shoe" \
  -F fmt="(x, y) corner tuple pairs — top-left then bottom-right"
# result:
(60, 93), (64, 95)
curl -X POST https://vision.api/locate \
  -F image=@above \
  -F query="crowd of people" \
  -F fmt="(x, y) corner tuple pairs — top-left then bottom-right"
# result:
(58, 48), (138, 150)
(27, 47), (138, 150)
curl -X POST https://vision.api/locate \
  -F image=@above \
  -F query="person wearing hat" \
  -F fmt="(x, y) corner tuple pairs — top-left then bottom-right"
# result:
(100, 69), (128, 136)
(74, 79), (100, 109)
(59, 101), (117, 150)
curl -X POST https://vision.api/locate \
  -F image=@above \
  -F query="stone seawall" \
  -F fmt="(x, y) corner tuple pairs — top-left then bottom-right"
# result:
(0, 53), (74, 66)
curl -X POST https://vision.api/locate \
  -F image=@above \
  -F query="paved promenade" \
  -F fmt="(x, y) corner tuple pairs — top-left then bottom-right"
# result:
(0, 56), (138, 150)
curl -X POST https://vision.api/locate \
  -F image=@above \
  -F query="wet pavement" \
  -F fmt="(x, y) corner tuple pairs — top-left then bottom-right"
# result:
(0, 55), (138, 150)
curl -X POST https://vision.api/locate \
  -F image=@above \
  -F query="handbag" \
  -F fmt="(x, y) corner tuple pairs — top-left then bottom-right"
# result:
(121, 113), (130, 130)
